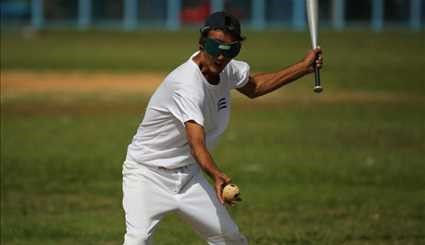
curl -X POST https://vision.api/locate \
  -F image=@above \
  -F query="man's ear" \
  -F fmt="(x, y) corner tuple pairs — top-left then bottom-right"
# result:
(199, 36), (207, 51)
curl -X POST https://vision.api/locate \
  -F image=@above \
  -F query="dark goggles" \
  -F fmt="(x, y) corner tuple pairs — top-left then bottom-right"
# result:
(203, 38), (241, 59)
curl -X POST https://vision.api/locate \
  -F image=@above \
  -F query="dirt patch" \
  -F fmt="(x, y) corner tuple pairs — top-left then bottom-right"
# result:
(1, 71), (164, 97)
(1, 71), (423, 105)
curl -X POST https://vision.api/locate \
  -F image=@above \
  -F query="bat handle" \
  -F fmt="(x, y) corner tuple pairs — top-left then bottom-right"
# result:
(313, 58), (323, 93)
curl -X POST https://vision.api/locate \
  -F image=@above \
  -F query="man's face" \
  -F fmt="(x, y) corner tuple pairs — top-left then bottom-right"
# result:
(202, 30), (240, 75)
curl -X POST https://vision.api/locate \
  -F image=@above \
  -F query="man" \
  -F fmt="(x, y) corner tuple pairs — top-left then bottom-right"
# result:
(122, 11), (323, 245)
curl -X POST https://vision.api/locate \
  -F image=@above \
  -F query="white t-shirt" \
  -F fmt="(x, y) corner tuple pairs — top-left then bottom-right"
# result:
(126, 52), (250, 168)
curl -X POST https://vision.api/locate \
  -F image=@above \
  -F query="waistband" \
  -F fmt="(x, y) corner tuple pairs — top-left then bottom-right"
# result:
(124, 159), (198, 173)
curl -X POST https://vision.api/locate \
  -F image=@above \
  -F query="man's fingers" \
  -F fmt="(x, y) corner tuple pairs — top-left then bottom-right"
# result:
(216, 179), (229, 204)
(305, 48), (323, 69)
(218, 195), (225, 204)
(216, 186), (224, 204)
(214, 174), (235, 205)
(316, 55), (323, 69)
(221, 174), (232, 184)
(315, 46), (322, 54)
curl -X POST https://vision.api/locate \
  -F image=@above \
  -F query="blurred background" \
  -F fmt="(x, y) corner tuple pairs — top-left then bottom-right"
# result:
(1, 1), (424, 245)
(1, 0), (424, 31)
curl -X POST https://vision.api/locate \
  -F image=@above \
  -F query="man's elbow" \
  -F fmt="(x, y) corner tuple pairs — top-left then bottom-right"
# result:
(245, 89), (262, 99)
(241, 86), (261, 99)
(246, 93), (256, 99)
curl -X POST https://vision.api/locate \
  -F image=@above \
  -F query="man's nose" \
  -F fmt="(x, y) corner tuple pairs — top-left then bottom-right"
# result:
(217, 54), (225, 61)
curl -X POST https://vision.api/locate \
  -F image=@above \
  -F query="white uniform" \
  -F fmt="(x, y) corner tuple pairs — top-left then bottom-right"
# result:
(123, 52), (250, 245)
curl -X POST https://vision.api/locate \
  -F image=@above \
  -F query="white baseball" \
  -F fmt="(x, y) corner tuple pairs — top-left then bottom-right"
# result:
(222, 184), (240, 202)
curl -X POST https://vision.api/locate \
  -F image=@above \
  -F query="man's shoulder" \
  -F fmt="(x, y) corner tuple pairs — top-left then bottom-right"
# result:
(222, 59), (250, 80)
(165, 59), (200, 83)
(226, 59), (249, 71)
(220, 59), (251, 89)
(159, 60), (204, 97)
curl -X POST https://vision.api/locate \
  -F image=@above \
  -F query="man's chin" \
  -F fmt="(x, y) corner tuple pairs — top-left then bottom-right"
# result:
(211, 64), (226, 74)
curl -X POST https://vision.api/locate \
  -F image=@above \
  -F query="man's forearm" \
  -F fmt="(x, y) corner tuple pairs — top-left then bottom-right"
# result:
(249, 61), (310, 98)
(185, 121), (231, 203)
(190, 143), (222, 179)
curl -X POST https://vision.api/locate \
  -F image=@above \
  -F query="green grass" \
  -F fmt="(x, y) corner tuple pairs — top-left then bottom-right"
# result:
(1, 30), (425, 244)
(2, 94), (424, 244)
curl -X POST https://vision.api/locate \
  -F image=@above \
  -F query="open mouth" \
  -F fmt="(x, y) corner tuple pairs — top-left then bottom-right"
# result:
(214, 60), (225, 67)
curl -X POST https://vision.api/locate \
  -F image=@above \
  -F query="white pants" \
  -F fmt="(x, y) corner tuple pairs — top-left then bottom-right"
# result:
(122, 160), (248, 245)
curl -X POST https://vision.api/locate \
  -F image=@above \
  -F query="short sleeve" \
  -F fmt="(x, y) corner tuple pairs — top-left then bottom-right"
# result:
(169, 91), (204, 127)
(227, 60), (250, 89)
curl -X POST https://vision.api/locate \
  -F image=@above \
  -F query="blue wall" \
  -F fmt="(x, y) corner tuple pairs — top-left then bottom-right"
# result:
(0, 0), (423, 31)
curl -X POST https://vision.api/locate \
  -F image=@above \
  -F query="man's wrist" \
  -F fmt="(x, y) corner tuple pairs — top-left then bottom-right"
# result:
(296, 60), (312, 75)
(198, 162), (222, 179)
(211, 169), (224, 180)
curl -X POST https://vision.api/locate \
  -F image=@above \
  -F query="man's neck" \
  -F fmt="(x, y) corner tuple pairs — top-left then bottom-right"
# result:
(193, 52), (220, 85)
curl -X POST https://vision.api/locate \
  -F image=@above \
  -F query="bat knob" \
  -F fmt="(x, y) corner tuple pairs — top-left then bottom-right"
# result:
(313, 85), (323, 93)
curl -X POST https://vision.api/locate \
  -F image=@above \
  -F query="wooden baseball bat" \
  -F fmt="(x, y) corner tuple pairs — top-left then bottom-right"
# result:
(306, 0), (323, 93)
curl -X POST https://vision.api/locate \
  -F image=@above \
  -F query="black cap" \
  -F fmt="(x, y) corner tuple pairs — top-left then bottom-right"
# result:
(200, 11), (244, 41)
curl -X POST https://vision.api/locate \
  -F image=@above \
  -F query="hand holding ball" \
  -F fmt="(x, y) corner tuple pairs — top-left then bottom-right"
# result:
(222, 184), (242, 205)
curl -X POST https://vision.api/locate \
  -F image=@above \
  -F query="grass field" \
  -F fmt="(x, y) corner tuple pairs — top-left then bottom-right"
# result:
(1, 30), (425, 244)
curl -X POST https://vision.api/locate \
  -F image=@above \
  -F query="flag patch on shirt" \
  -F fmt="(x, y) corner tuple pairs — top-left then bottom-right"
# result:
(217, 98), (227, 111)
